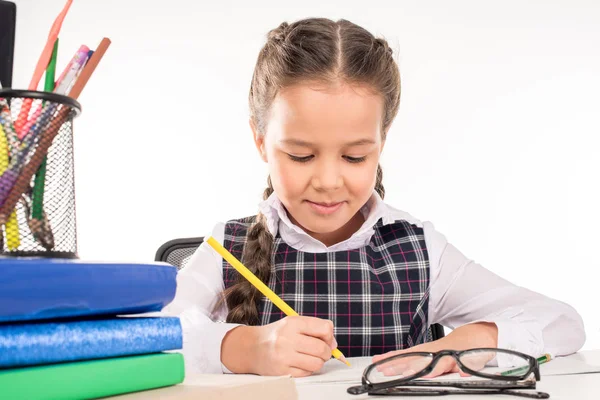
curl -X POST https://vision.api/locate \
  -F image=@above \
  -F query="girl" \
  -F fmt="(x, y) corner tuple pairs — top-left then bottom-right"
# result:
(163, 18), (585, 377)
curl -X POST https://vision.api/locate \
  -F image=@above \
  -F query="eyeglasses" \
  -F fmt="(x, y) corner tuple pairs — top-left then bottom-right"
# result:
(347, 348), (549, 399)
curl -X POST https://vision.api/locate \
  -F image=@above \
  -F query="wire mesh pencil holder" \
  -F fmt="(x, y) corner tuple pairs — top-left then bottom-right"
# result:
(0, 89), (81, 258)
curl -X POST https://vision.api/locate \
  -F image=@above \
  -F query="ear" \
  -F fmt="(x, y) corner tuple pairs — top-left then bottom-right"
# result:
(250, 118), (268, 162)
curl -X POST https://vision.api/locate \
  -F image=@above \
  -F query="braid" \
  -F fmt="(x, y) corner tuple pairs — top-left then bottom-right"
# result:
(224, 176), (275, 325)
(375, 164), (385, 199)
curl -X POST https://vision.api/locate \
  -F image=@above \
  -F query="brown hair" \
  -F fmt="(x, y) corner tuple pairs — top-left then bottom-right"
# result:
(224, 18), (400, 325)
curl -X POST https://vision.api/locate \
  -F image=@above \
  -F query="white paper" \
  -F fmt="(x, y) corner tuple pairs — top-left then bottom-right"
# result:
(295, 357), (372, 385)
(540, 351), (600, 376)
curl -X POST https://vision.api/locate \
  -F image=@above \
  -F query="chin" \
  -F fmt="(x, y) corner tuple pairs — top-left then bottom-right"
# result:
(297, 214), (350, 235)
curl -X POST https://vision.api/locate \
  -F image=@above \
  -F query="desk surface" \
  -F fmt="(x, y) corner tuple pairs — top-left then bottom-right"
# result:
(114, 350), (600, 400)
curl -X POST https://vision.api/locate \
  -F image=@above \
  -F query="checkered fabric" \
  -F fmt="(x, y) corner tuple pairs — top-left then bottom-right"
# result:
(223, 216), (431, 357)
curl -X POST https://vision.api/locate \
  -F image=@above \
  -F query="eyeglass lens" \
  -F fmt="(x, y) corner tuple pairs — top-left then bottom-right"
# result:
(368, 350), (532, 384)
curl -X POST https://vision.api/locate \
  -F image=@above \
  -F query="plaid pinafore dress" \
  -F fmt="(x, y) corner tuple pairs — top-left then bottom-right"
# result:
(223, 216), (431, 357)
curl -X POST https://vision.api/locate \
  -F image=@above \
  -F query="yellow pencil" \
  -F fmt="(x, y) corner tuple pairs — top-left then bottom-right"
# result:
(0, 125), (20, 250)
(206, 236), (351, 367)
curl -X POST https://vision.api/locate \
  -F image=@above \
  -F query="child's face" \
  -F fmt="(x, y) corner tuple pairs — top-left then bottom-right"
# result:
(253, 82), (384, 241)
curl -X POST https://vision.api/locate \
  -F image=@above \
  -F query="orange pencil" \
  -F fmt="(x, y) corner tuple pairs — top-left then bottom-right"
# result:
(15, 0), (73, 134)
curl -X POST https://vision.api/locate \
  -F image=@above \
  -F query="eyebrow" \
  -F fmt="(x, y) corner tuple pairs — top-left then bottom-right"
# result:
(280, 138), (376, 147)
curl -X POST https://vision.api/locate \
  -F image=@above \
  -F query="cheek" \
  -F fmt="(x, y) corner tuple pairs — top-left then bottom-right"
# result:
(268, 155), (307, 197)
(343, 160), (379, 196)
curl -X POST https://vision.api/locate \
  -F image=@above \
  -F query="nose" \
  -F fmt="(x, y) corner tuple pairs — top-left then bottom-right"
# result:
(311, 159), (343, 192)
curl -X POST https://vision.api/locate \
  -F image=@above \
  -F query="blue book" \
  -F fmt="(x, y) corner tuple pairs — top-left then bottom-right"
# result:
(0, 317), (182, 368)
(0, 258), (177, 323)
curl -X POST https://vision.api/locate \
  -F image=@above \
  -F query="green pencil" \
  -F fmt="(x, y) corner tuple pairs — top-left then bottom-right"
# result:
(31, 39), (59, 222)
(28, 39), (59, 251)
(500, 353), (551, 377)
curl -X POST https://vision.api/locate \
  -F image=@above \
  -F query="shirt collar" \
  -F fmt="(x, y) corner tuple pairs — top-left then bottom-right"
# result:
(257, 191), (404, 252)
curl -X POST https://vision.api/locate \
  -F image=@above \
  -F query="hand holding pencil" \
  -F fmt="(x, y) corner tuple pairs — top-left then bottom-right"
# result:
(206, 236), (351, 376)
(224, 312), (342, 377)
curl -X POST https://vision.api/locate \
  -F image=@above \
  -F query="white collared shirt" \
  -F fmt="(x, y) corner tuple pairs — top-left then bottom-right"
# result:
(162, 192), (585, 374)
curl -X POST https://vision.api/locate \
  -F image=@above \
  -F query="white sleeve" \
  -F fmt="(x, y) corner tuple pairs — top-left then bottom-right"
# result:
(425, 222), (586, 364)
(161, 222), (240, 374)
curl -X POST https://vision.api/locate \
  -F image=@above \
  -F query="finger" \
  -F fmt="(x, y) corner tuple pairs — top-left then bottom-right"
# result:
(450, 363), (471, 377)
(380, 365), (418, 378)
(458, 369), (472, 377)
(372, 349), (405, 363)
(294, 334), (332, 362)
(295, 316), (334, 345)
(376, 354), (432, 376)
(422, 357), (456, 379)
(290, 352), (327, 374)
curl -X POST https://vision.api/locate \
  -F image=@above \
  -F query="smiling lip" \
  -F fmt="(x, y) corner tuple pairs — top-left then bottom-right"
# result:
(307, 201), (344, 215)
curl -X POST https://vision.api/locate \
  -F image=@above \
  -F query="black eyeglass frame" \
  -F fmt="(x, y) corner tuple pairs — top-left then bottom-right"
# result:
(348, 348), (541, 396)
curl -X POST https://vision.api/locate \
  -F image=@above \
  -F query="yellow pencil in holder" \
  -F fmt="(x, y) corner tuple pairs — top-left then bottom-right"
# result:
(5, 211), (20, 250)
(0, 124), (20, 250)
(205, 236), (351, 366)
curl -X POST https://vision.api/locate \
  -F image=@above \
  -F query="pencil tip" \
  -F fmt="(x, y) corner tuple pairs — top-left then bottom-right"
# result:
(339, 355), (351, 367)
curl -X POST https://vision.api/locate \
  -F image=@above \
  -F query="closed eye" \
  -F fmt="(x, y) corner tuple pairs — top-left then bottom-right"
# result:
(344, 156), (367, 163)
(287, 154), (314, 163)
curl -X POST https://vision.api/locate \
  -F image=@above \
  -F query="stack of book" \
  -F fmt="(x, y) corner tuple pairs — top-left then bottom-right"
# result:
(0, 258), (185, 400)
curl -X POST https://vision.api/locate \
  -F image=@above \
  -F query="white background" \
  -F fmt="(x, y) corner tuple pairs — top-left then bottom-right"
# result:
(10, 0), (600, 349)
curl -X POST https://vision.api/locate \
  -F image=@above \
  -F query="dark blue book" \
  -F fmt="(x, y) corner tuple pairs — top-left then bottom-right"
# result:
(0, 258), (177, 323)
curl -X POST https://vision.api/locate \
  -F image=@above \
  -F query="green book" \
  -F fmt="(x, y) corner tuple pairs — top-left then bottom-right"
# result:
(0, 353), (185, 400)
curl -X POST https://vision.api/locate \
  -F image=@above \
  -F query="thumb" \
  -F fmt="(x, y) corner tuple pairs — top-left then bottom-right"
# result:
(372, 349), (405, 364)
